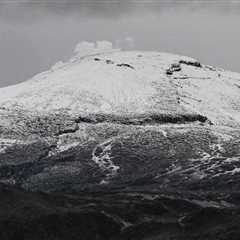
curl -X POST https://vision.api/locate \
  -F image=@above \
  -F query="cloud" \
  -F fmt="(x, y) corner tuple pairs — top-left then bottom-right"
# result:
(1, 1), (240, 24)
(74, 41), (96, 56)
(73, 39), (137, 58)
(115, 37), (135, 50)
(125, 37), (135, 49)
(74, 41), (119, 58)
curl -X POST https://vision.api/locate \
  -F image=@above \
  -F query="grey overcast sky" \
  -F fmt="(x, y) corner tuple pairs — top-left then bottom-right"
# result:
(0, 1), (240, 87)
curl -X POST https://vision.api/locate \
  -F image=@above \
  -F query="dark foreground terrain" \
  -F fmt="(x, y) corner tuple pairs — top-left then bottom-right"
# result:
(1, 184), (240, 240)
(1, 108), (240, 239)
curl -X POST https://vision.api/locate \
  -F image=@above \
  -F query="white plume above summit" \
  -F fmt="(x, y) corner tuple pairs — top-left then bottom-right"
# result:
(74, 41), (119, 58)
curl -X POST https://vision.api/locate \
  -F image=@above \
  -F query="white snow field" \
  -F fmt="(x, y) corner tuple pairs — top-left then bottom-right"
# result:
(0, 41), (240, 127)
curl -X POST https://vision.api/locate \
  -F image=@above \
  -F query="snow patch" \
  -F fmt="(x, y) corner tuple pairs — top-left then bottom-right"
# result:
(159, 129), (168, 138)
(92, 139), (120, 183)
(48, 141), (80, 157)
(0, 138), (25, 154)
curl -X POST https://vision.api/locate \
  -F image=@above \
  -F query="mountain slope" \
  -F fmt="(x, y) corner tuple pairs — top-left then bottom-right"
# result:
(1, 44), (240, 239)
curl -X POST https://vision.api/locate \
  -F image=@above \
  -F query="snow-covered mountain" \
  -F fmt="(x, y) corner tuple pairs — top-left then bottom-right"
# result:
(0, 42), (240, 193)
(0, 43), (240, 127)
(1, 43), (240, 239)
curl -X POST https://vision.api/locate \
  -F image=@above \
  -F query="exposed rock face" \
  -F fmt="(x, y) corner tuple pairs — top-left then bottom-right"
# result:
(0, 48), (240, 239)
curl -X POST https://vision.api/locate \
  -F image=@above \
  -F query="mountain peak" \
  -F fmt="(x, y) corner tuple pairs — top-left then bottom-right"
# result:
(0, 44), (240, 127)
